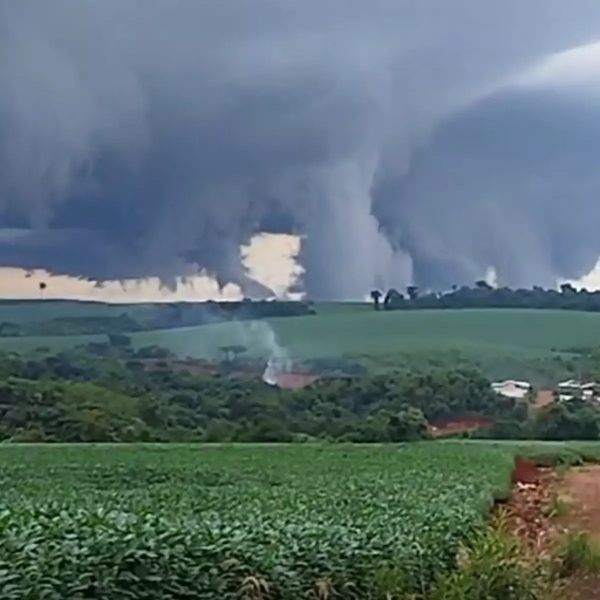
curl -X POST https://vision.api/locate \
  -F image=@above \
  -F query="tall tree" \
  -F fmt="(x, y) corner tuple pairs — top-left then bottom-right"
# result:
(407, 285), (419, 301)
(370, 290), (382, 311)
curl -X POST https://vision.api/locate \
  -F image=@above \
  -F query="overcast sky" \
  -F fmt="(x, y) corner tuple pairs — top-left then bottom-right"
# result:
(3, 1), (600, 300)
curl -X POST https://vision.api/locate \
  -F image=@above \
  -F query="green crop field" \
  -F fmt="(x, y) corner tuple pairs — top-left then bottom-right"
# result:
(2, 306), (600, 361)
(128, 308), (600, 360)
(0, 299), (163, 324)
(0, 443), (518, 599)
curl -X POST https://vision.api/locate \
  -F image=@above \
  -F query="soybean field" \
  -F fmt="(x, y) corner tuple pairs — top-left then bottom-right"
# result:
(0, 443), (519, 599)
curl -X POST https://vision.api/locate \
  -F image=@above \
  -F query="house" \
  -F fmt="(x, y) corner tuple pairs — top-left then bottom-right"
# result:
(491, 380), (531, 400)
(556, 380), (598, 402)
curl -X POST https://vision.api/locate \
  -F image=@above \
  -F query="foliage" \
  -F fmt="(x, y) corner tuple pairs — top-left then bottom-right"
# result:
(1, 342), (598, 442)
(0, 345), (517, 442)
(543, 494), (570, 519)
(383, 282), (600, 313)
(532, 399), (600, 441)
(552, 531), (600, 577)
(0, 444), (516, 599)
(429, 524), (542, 600)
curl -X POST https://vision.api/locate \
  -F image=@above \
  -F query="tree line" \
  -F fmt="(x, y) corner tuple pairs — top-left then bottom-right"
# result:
(371, 282), (600, 312)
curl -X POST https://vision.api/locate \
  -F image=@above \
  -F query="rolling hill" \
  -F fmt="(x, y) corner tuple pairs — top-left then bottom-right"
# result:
(1, 305), (600, 363)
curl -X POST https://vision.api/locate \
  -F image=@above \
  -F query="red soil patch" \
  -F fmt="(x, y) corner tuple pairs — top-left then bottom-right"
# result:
(502, 462), (600, 599)
(502, 469), (554, 548)
(275, 373), (319, 390)
(428, 416), (491, 437)
(512, 456), (542, 485)
(500, 457), (554, 549)
(555, 466), (600, 541)
(552, 467), (600, 599)
(533, 389), (555, 409)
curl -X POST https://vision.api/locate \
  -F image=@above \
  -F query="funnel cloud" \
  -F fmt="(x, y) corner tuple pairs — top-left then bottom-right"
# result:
(2, 1), (600, 298)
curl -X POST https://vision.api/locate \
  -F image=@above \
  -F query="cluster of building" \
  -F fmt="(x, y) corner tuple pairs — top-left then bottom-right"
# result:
(555, 380), (599, 402)
(491, 379), (600, 403)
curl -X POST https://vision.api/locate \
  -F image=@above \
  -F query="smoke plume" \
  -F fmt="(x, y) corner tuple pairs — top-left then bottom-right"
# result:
(3, 1), (600, 297)
(235, 321), (291, 385)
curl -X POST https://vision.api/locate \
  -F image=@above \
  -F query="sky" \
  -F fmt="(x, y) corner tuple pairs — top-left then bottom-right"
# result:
(0, 234), (301, 301)
(3, 1), (600, 300)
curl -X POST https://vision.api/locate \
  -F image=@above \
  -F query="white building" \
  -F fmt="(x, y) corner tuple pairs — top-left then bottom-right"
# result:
(491, 380), (531, 400)
(556, 380), (598, 402)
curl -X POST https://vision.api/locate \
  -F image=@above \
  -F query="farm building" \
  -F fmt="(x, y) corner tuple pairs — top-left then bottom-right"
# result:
(556, 380), (598, 402)
(491, 380), (531, 400)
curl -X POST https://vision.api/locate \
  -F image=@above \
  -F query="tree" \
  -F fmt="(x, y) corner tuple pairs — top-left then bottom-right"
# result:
(532, 399), (600, 440)
(560, 283), (576, 295)
(107, 333), (132, 348)
(407, 285), (419, 301)
(39, 281), (47, 299)
(475, 280), (492, 290)
(387, 407), (428, 441)
(370, 290), (382, 311)
(219, 345), (247, 362)
(383, 288), (404, 309)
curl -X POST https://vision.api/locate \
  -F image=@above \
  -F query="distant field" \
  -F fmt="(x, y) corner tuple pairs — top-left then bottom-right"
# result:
(0, 299), (162, 323)
(1, 306), (600, 363)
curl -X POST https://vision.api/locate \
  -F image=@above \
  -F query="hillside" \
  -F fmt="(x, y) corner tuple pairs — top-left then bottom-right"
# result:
(2, 306), (600, 364)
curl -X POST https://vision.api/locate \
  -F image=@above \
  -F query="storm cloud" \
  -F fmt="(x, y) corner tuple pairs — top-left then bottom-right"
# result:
(3, 1), (600, 298)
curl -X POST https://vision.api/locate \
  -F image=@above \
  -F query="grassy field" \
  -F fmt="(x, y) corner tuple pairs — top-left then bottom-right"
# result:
(2, 307), (600, 363)
(0, 299), (164, 323)
(0, 442), (516, 598)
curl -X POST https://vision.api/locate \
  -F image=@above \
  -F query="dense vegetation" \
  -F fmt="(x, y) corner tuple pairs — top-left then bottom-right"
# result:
(0, 340), (598, 443)
(0, 343), (519, 442)
(0, 443), (517, 599)
(379, 282), (600, 312)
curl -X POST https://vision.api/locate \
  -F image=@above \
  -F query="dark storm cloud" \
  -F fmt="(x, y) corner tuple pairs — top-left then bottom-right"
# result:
(374, 84), (600, 289)
(2, 0), (600, 298)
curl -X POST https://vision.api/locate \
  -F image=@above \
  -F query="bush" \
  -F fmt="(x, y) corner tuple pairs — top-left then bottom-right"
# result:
(553, 531), (600, 577)
(430, 527), (542, 600)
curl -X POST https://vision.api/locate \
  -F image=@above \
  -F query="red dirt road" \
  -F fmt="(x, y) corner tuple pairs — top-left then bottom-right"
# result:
(554, 467), (600, 599)
(533, 389), (555, 409)
(506, 463), (600, 599)
(556, 467), (600, 542)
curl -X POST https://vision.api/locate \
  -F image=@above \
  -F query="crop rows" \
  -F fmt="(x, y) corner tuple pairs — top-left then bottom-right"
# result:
(0, 444), (515, 599)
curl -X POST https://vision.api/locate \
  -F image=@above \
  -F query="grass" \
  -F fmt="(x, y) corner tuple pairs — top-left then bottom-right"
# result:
(544, 494), (571, 518)
(430, 525), (542, 600)
(553, 531), (600, 576)
(2, 307), (600, 363)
